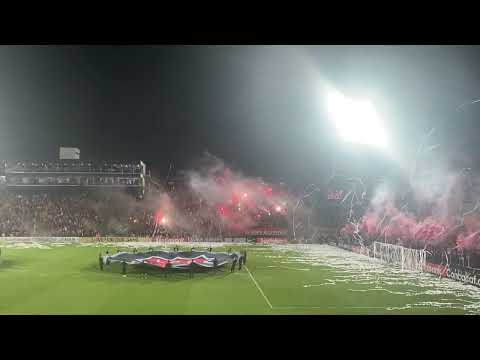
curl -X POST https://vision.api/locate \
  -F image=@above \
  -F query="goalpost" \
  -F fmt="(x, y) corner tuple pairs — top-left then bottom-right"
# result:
(373, 242), (426, 272)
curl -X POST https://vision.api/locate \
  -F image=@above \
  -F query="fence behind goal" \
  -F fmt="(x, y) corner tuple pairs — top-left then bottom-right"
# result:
(373, 242), (426, 272)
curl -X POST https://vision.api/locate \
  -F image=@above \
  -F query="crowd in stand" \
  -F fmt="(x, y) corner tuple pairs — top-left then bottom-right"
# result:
(0, 189), (288, 239)
(0, 191), (152, 237)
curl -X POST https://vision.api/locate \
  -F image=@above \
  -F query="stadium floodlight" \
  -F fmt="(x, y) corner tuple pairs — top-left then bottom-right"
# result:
(327, 90), (388, 149)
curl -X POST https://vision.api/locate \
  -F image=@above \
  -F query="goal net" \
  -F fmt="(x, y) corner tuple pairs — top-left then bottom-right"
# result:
(373, 242), (426, 272)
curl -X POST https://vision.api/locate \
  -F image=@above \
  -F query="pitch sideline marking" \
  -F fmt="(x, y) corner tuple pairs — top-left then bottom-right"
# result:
(243, 267), (388, 311)
(244, 265), (273, 309)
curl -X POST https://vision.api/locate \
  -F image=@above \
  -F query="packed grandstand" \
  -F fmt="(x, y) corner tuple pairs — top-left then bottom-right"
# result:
(0, 159), (291, 241)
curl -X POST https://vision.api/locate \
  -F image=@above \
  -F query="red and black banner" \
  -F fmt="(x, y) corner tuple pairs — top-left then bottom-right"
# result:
(105, 250), (235, 269)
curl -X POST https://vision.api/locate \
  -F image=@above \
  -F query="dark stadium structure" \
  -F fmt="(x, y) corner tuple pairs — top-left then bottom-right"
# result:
(0, 159), (151, 237)
(103, 250), (243, 275)
(1, 160), (146, 196)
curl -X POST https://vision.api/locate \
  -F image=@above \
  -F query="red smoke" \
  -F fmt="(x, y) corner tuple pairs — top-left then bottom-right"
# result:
(186, 157), (293, 233)
(343, 172), (480, 252)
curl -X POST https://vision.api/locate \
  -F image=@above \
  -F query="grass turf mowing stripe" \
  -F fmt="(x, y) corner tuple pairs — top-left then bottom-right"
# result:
(245, 265), (273, 309)
(2, 244), (480, 314)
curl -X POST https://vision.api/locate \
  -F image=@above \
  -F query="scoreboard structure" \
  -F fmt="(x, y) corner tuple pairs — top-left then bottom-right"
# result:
(322, 175), (370, 228)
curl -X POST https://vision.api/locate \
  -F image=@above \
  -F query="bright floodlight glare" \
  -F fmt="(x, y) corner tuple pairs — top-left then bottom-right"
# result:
(327, 90), (388, 149)
(161, 217), (167, 224)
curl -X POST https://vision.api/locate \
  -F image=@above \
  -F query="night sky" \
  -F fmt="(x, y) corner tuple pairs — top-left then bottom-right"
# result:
(1, 45), (480, 188)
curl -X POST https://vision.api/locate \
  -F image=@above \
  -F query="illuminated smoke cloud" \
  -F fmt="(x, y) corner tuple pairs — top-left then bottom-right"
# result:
(341, 130), (463, 248)
(183, 153), (293, 233)
(133, 153), (294, 237)
(342, 166), (480, 251)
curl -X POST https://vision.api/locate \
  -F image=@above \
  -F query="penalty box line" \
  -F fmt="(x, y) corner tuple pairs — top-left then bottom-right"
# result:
(244, 265), (273, 309)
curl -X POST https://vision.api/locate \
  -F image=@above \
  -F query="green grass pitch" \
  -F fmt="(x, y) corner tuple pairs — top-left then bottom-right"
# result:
(0, 243), (479, 314)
